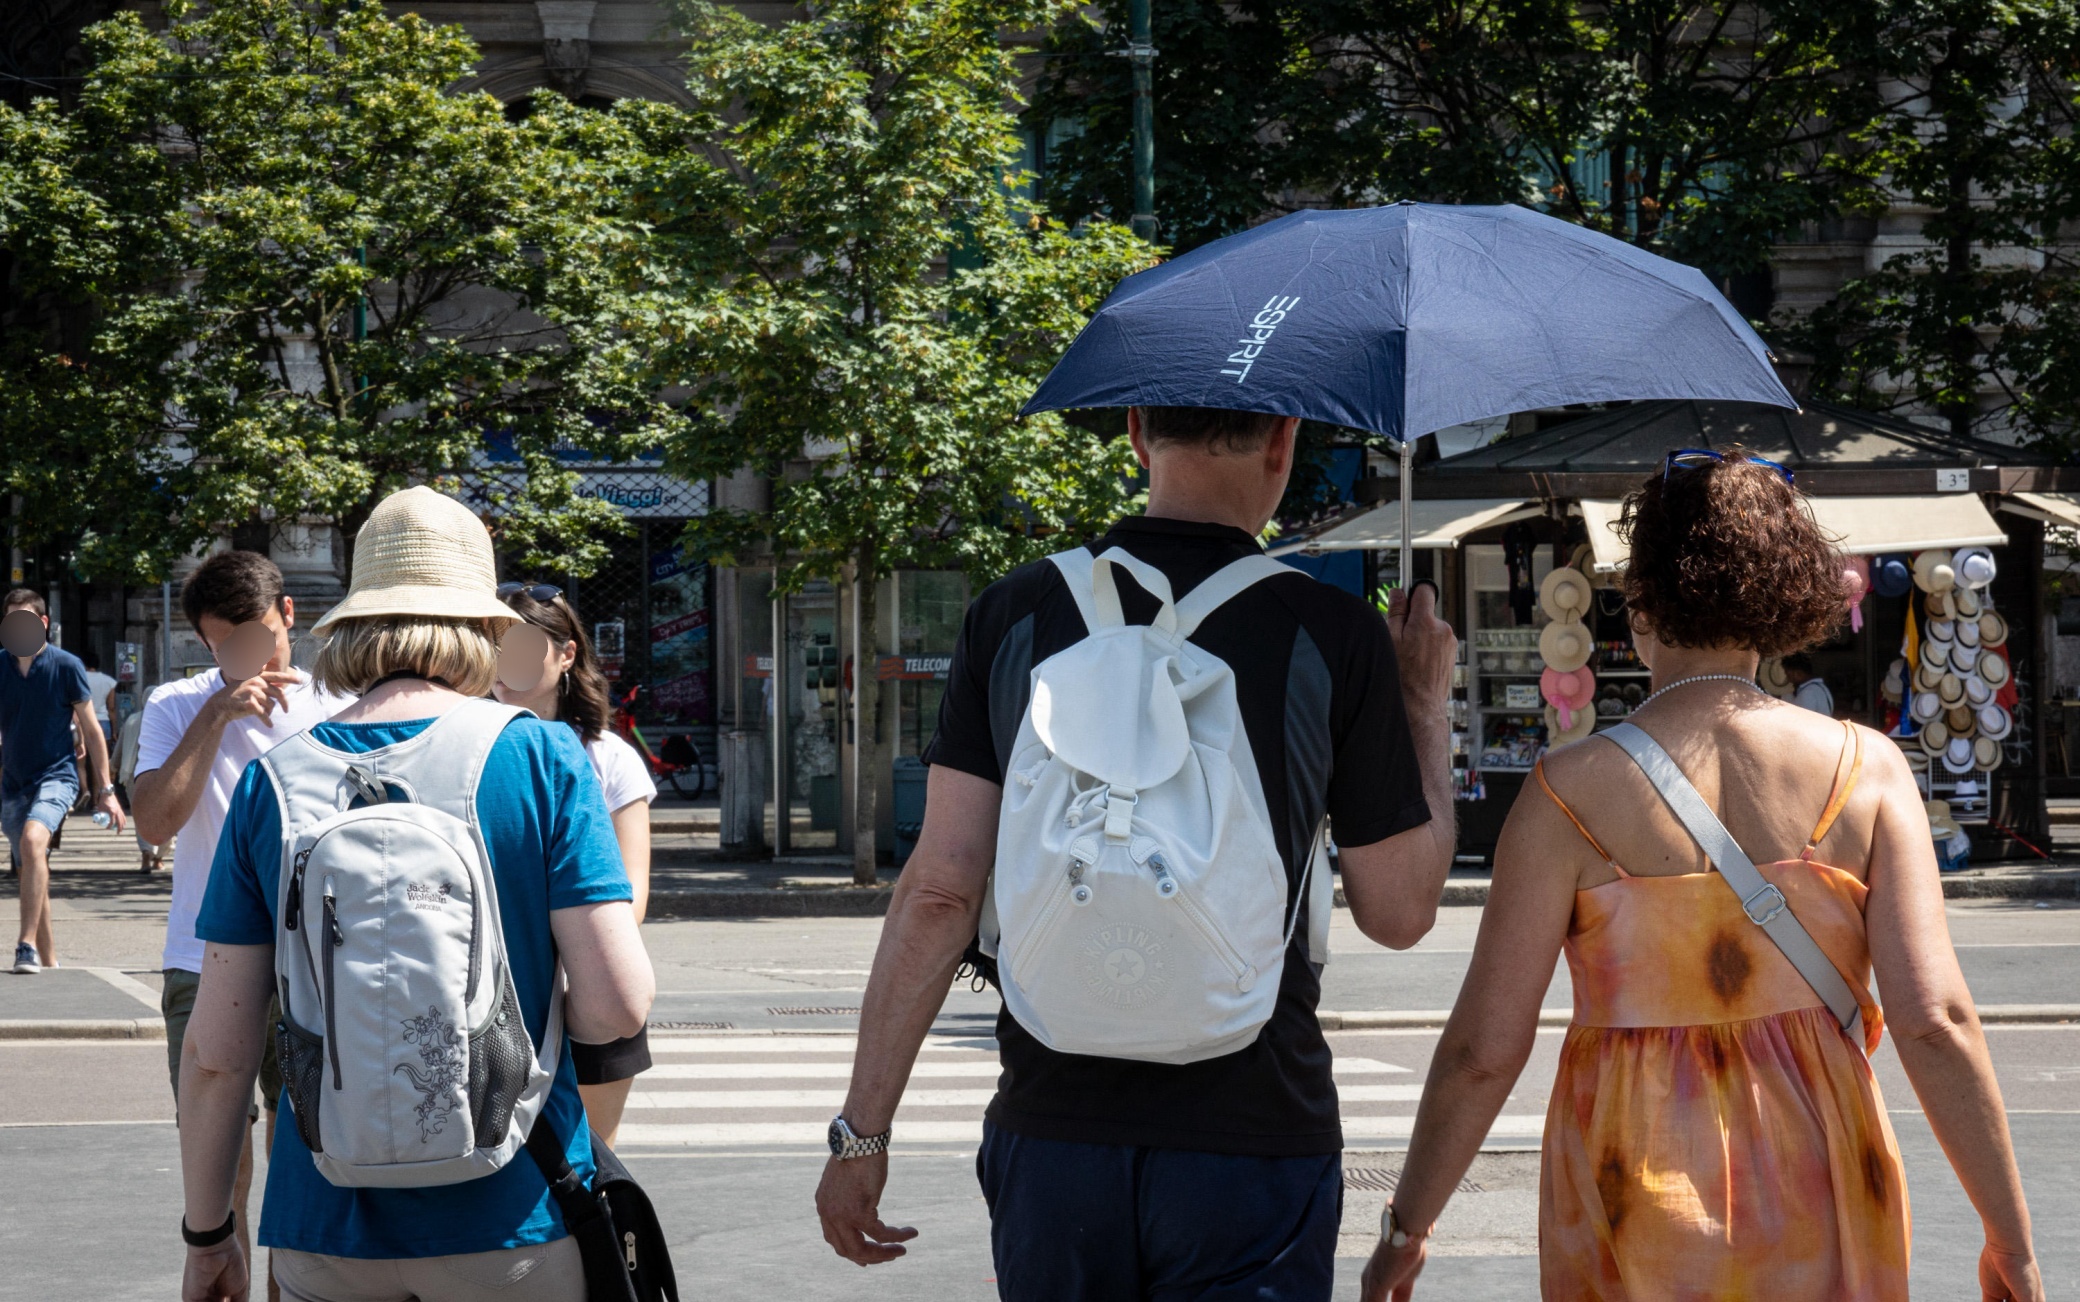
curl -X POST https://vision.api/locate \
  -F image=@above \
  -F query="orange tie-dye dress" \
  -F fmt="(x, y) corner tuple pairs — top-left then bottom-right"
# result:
(1531, 722), (1910, 1300)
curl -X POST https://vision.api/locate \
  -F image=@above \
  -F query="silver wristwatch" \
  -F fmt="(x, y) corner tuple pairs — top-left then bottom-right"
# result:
(1381, 1202), (1429, 1248)
(827, 1115), (890, 1160)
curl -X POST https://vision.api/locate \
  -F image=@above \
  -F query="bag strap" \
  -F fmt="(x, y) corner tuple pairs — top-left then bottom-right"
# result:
(1601, 722), (1866, 1045)
(525, 1116), (639, 1302)
(1175, 552), (1292, 637)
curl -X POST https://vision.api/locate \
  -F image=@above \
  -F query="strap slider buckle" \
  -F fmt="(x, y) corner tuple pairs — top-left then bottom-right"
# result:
(1742, 883), (1788, 927)
(1103, 788), (1137, 841)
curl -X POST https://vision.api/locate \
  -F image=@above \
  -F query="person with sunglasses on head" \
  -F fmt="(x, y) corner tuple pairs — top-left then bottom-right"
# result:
(1, 587), (126, 974)
(133, 550), (352, 1297)
(1360, 449), (2041, 1301)
(493, 580), (658, 1148)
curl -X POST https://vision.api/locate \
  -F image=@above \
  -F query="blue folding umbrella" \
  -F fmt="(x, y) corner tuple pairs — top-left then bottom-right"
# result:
(1023, 201), (1797, 581)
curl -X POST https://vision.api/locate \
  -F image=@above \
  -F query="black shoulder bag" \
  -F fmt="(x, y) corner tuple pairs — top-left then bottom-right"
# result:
(526, 1120), (681, 1302)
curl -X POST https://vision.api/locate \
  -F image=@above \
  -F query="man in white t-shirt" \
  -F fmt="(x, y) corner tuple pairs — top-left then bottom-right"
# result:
(131, 551), (348, 1289)
(1783, 652), (1835, 717)
(81, 652), (118, 743)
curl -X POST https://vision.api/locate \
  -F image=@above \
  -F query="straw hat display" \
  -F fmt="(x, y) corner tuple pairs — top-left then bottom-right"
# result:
(1758, 658), (1794, 699)
(1911, 689), (1942, 722)
(1975, 736), (2005, 770)
(313, 486), (519, 632)
(1539, 619), (1592, 672)
(1954, 546), (1998, 589)
(1952, 586), (1983, 618)
(1541, 665), (1597, 730)
(1919, 718), (1951, 753)
(1965, 675), (1992, 706)
(1922, 639), (1951, 671)
(1912, 549), (1957, 593)
(1978, 703), (2013, 741)
(1943, 736), (1977, 774)
(1981, 650), (2010, 688)
(1540, 567), (1592, 622)
(1938, 673), (1966, 707)
(1881, 658), (1906, 705)
(1980, 611), (2008, 648)
(1545, 703), (1597, 745)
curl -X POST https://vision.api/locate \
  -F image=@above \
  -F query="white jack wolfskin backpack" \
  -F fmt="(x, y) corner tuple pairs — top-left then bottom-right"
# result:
(981, 546), (1326, 1065)
(262, 699), (562, 1188)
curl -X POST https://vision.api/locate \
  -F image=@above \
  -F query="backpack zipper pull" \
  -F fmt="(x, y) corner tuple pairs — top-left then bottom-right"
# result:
(285, 850), (309, 931)
(1148, 851), (1180, 898)
(323, 875), (342, 946)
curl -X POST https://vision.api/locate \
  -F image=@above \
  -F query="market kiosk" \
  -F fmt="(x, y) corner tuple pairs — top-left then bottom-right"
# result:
(1276, 400), (2080, 862)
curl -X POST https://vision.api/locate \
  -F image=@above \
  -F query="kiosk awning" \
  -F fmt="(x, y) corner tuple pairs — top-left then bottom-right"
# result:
(1580, 494), (2009, 571)
(2001, 491), (2080, 532)
(1269, 499), (1540, 555)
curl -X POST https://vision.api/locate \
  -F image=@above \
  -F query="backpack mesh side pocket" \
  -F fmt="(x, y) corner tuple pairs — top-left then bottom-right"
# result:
(468, 973), (534, 1150)
(277, 1018), (326, 1154)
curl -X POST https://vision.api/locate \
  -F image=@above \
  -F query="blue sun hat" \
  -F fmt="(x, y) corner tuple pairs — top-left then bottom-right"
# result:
(1869, 554), (1913, 599)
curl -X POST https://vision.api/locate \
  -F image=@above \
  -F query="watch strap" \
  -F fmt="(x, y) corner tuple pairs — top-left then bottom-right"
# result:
(181, 1210), (237, 1248)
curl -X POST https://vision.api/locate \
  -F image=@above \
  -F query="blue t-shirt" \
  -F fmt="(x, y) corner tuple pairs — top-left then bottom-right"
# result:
(196, 715), (633, 1259)
(0, 644), (89, 795)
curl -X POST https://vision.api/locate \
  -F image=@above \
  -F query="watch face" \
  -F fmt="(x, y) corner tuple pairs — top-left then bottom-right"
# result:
(827, 1117), (848, 1155)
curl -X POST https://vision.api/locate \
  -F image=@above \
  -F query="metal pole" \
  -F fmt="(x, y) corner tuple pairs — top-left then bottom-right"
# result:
(1398, 439), (1415, 593)
(1126, 0), (1156, 241)
(161, 581), (173, 686)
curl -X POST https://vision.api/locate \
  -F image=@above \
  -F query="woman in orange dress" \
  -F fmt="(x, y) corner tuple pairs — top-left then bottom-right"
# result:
(1360, 453), (2043, 1301)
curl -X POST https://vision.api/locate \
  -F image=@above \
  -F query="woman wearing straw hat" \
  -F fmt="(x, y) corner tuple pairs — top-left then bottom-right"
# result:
(177, 487), (656, 1301)
(1361, 452), (2041, 1301)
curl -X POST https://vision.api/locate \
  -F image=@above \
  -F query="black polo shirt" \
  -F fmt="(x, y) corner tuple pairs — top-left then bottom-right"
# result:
(922, 515), (1430, 1156)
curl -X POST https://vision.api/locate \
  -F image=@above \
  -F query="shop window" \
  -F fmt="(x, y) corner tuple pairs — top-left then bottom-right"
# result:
(895, 571), (969, 757)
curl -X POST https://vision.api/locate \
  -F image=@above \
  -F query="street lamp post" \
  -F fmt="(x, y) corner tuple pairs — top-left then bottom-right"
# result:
(1121, 0), (1156, 242)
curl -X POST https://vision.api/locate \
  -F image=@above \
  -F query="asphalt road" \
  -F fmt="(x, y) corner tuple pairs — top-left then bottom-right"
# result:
(5, 899), (2079, 1299)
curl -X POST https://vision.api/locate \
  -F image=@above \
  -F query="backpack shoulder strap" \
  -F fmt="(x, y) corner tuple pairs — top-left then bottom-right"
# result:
(1175, 553), (1292, 638)
(1048, 548), (1101, 632)
(1600, 722), (1866, 1045)
(386, 699), (528, 818)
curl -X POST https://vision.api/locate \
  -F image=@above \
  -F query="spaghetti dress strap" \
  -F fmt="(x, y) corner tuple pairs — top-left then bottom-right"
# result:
(1535, 758), (1630, 877)
(1802, 721), (1865, 860)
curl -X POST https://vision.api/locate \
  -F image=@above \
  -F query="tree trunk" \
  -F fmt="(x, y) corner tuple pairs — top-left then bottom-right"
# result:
(1938, 28), (1978, 442)
(852, 552), (882, 886)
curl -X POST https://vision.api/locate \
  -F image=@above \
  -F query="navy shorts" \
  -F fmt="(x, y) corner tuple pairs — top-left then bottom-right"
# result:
(976, 1121), (1342, 1302)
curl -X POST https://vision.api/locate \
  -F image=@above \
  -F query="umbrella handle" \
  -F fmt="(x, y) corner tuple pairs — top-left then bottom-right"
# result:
(1398, 439), (1415, 592)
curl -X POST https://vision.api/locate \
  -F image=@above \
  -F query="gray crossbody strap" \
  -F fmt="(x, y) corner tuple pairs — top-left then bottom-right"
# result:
(1602, 722), (1866, 1045)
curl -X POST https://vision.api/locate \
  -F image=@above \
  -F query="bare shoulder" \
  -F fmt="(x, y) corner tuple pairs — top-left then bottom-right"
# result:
(1848, 720), (1918, 798)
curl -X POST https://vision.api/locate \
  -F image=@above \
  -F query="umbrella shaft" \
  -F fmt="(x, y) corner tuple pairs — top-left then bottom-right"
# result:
(1399, 440), (1414, 593)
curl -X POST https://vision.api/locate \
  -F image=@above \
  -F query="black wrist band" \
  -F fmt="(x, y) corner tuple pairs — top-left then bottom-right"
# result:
(182, 1210), (237, 1247)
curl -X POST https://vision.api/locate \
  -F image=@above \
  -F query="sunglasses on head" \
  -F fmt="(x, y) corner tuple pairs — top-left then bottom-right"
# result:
(1662, 448), (1794, 486)
(497, 582), (564, 603)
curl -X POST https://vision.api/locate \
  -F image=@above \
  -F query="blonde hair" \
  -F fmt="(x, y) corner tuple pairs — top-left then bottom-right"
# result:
(313, 617), (500, 698)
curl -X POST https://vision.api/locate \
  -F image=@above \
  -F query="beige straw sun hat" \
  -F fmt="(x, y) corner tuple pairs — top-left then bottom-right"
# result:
(312, 486), (519, 633)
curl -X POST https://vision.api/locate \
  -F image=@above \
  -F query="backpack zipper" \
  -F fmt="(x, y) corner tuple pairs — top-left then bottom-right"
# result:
(1148, 852), (1257, 993)
(1010, 846), (1096, 984)
(321, 873), (343, 1090)
(462, 858), (483, 1007)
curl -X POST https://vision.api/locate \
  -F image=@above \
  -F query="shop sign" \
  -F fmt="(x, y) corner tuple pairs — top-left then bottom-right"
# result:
(653, 671), (709, 719)
(743, 654), (774, 678)
(652, 610), (709, 644)
(1936, 468), (1971, 492)
(877, 654), (952, 681)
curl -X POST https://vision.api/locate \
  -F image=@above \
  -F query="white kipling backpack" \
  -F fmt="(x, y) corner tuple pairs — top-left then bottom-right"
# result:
(981, 546), (1331, 1065)
(263, 699), (563, 1188)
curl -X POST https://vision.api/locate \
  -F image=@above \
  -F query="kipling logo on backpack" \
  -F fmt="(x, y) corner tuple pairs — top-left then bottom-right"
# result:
(980, 546), (1327, 1065)
(262, 699), (564, 1188)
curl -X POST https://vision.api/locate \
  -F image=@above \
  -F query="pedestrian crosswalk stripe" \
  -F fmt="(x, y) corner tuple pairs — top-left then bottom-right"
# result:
(638, 1056), (1409, 1080)
(615, 1115), (1549, 1147)
(627, 1083), (1430, 1110)
(645, 1036), (991, 1055)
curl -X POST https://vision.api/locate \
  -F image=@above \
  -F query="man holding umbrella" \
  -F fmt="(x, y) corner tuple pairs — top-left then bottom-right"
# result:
(816, 201), (1797, 1297)
(817, 403), (1460, 1296)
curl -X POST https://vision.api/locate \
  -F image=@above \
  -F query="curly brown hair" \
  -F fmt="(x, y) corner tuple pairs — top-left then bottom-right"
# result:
(1617, 450), (1847, 659)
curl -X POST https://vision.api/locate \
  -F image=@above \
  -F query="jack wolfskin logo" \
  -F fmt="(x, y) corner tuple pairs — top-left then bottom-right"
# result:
(406, 882), (452, 910)
(1220, 295), (1300, 384)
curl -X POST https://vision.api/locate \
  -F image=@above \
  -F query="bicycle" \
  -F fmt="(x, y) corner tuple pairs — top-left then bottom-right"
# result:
(612, 683), (707, 798)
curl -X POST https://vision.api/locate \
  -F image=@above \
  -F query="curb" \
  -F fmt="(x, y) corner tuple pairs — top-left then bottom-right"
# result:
(1318, 1004), (2080, 1030)
(0, 1018), (164, 1041)
(647, 888), (893, 920)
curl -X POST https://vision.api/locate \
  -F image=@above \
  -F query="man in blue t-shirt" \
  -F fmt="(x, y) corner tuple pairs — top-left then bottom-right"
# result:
(0, 588), (125, 973)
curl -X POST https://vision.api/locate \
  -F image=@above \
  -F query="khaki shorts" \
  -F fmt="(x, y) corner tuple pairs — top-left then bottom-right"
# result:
(162, 967), (281, 1114)
(273, 1239), (584, 1302)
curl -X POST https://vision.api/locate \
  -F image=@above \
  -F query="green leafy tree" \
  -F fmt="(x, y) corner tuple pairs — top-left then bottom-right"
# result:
(1030, 0), (1869, 278)
(652, 0), (1152, 880)
(1794, 0), (2080, 447)
(0, 0), (689, 582)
